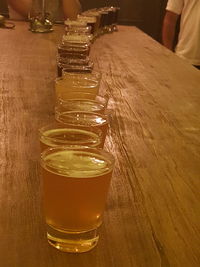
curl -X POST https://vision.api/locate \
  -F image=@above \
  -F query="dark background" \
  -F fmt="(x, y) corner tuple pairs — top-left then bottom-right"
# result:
(0, 0), (9, 17)
(80, 0), (168, 42)
(0, 0), (168, 42)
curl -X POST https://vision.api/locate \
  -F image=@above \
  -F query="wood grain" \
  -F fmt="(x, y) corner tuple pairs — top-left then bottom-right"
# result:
(0, 22), (199, 267)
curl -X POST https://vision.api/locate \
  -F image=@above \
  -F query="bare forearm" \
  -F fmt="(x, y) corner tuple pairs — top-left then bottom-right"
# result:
(7, 0), (31, 18)
(162, 11), (179, 51)
(162, 22), (176, 50)
(62, 0), (81, 19)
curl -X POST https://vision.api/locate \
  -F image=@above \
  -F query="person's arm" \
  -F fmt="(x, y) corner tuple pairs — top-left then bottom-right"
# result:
(7, 0), (31, 18)
(62, 0), (81, 20)
(162, 10), (179, 51)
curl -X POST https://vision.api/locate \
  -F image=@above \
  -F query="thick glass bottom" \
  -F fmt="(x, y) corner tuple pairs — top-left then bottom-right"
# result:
(47, 225), (99, 253)
(30, 28), (53, 33)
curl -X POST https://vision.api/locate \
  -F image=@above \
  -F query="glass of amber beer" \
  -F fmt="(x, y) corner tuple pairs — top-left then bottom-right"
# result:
(40, 146), (115, 253)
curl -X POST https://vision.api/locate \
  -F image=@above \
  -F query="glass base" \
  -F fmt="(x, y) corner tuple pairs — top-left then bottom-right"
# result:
(29, 27), (53, 33)
(29, 16), (54, 33)
(47, 225), (99, 253)
(113, 25), (118, 32)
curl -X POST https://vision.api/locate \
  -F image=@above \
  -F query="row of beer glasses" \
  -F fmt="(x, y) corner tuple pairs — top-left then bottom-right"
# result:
(57, 6), (120, 76)
(40, 69), (113, 253)
(57, 26), (92, 77)
(79, 6), (120, 37)
(39, 6), (120, 254)
(40, 70), (109, 150)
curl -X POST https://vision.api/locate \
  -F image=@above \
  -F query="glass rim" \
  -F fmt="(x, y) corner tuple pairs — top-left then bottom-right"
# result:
(55, 110), (110, 126)
(57, 63), (94, 74)
(55, 94), (109, 114)
(40, 145), (115, 177)
(64, 19), (87, 27)
(58, 42), (90, 49)
(62, 34), (91, 44)
(82, 11), (100, 17)
(57, 92), (109, 101)
(56, 110), (109, 118)
(57, 52), (88, 60)
(59, 66), (94, 73)
(77, 15), (97, 23)
(65, 25), (92, 31)
(62, 69), (101, 78)
(39, 124), (103, 146)
(57, 56), (91, 64)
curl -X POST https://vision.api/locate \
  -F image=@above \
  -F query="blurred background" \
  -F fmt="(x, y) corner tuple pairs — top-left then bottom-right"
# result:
(0, 0), (168, 42)
(80, 0), (168, 42)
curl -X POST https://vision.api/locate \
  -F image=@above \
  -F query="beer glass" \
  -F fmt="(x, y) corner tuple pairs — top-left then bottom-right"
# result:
(80, 11), (101, 37)
(39, 122), (103, 151)
(29, 0), (54, 33)
(64, 19), (87, 28)
(55, 71), (101, 98)
(56, 56), (93, 77)
(55, 111), (109, 147)
(55, 92), (109, 114)
(77, 15), (97, 35)
(112, 7), (120, 31)
(40, 146), (115, 252)
(57, 41), (90, 58)
(101, 7), (115, 33)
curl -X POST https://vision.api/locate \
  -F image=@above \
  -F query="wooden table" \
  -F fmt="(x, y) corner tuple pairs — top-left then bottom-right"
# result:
(0, 22), (199, 267)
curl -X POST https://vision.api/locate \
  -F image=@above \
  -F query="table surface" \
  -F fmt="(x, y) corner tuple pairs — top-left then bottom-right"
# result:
(0, 22), (199, 267)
